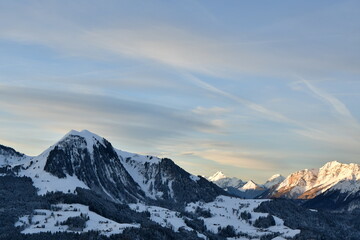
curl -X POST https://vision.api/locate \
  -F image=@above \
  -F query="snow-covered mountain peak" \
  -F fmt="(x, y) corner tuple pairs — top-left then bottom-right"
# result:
(56, 129), (106, 155)
(208, 171), (227, 181)
(317, 161), (360, 185)
(321, 160), (341, 169)
(263, 174), (285, 189)
(242, 180), (261, 190)
(268, 174), (283, 181)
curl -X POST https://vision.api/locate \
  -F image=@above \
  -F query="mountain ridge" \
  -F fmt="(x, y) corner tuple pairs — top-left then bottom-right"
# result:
(0, 129), (228, 205)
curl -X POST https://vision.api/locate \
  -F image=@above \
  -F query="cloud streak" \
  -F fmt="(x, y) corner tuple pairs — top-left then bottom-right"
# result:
(185, 74), (296, 124)
(301, 78), (358, 124)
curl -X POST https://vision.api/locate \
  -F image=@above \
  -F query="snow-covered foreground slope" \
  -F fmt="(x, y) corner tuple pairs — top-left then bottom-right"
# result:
(14, 196), (300, 239)
(15, 204), (140, 236)
(129, 196), (300, 239)
(129, 204), (193, 233)
(186, 196), (300, 239)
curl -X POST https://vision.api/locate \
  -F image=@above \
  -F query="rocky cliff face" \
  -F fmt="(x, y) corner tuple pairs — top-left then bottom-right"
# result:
(43, 131), (145, 203)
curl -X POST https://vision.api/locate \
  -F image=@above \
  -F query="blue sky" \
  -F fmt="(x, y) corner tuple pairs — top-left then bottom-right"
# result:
(0, 0), (359, 182)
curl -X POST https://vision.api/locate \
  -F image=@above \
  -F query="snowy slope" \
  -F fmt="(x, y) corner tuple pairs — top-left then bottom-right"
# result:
(186, 196), (300, 239)
(15, 204), (140, 236)
(115, 149), (163, 199)
(0, 141), (89, 194)
(116, 149), (227, 203)
(0, 144), (27, 167)
(129, 203), (193, 233)
(304, 179), (360, 211)
(128, 196), (300, 239)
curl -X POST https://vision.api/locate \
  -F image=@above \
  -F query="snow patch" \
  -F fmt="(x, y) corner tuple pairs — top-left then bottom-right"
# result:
(190, 174), (200, 181)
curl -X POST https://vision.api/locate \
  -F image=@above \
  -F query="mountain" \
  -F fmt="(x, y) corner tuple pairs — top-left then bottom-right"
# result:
(304, 179), (360, 211)
(257, 174), (285, 199)
(262, 174), (285, 189)
(118, 152), (228, 204)
(208, 171), (227, 181)
(241, 180), (264, 190)
(0, 130), (304, 240)
(208, 172), (271, 199)
(268, 161), (360, 199)
(208, 172), (286, 199)
(0, 144), (25, 164)
(0, 144), (28, 175)
(4, 131), (360, 239)
(207, 171), (245, 189)
(1, 130), (227, 205)
(232, 180), (266, 198)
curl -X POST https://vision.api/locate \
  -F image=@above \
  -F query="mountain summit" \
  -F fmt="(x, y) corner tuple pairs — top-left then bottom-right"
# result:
(208, 171), (227, 181)
(241, 180), (264, 191)
(263, 174), (285, 189)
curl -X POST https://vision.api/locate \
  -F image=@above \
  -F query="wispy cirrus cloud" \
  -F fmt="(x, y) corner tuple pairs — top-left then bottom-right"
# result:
(184, 74), (296, 124)
(0, 1), (359, 77)
(300, 78), (359, 126)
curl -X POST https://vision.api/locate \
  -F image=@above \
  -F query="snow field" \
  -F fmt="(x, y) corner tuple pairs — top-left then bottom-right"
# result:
(15, 204), (139, 236)
(186, 196), (300, 239)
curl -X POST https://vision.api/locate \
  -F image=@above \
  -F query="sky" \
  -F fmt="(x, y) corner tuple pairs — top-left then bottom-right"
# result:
(0, 0), (360, 183)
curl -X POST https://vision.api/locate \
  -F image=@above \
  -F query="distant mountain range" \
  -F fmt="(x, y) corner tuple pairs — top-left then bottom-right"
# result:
(2, 130), (360, 239)
(207, 171), (284, 199)
(208, 161), (360, 211)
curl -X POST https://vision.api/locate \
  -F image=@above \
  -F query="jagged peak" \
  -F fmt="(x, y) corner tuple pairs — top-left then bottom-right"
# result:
(321, 160), (342, 169)
(208, 171), (227, 181)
